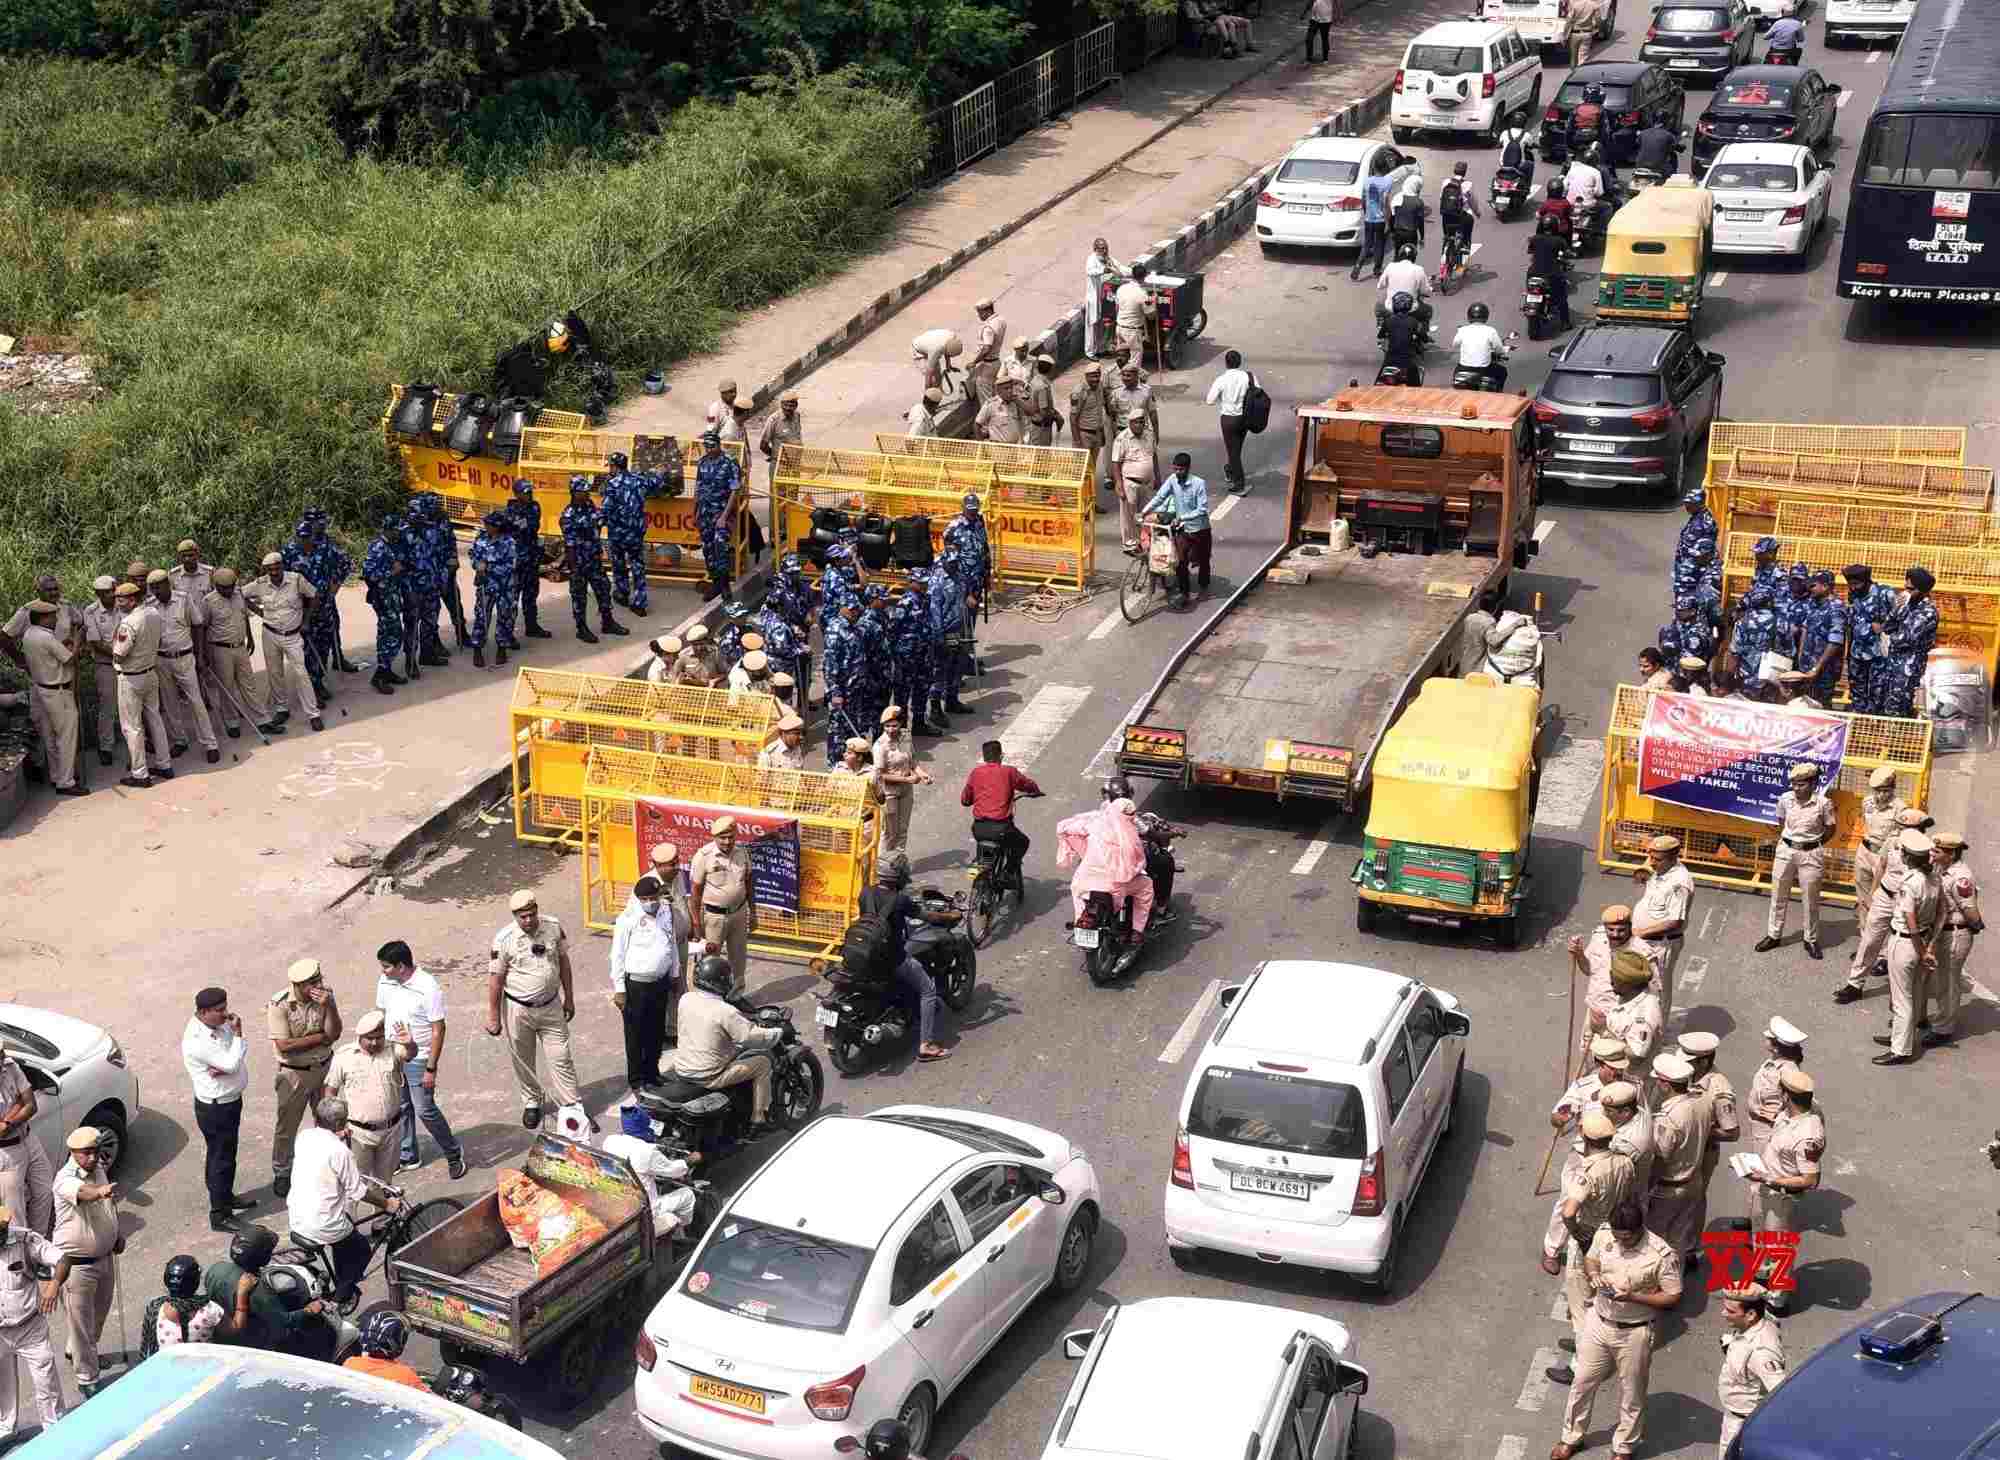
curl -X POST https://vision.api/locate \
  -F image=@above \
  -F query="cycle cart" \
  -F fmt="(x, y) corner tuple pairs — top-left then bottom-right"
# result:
(1093, 272), (1209, 368)
(1121, 517), (1187, 622)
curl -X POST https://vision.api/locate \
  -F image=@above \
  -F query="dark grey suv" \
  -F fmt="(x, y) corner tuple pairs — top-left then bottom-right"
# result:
(1533, 326), (1725, 497)
(1640, 0), (1756, 84)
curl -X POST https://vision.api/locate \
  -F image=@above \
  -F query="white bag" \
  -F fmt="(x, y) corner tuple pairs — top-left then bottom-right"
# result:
(550, 1103), (591, 1139)
(1758, 651), (1793, 684)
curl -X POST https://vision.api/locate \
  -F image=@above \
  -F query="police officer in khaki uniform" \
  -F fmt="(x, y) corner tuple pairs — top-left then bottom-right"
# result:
(80, 576), (124, 768)
(975, 378), (1027, 445)
(201, 568), (276, 737)
(968, 299), (1006, 406)
(109, 581), (174, 787)
(1755, 761), (1837, 959)
(21, 603), (83, 797)
(1837, 805), (1933, 1000)
(146, 567), (219, 763)
(648, 842), (694, 982)
(995, 336), (1034, 395)
(268, 958), (341, 1199)
(1927, 832), (1981, 1044)
(757, 713), (808, 771)
(872, 706), (932, 870)
(690, 819), (756, 991)
(1069, 363), (1109, 495)
(1745, 1067), (1823, 1314)
(1677, 1029), (1737, 1254)
(0, 1203), (73, 1440)
(1716, 1283), (1787, 1453)
(1644, 1052), (1708, 1259)
(1601, 1080), (1653, 1204)
(241, 552), (323, 730)
(1631, 835), (1694, 1020)
(1546, 1113), (1636, 1387)
(1743, 1017), (1806, 1145)
(1553, 1198), (1680, 1460)
(1603, 950), (1663, 1102)
(1024, 355), (1060, 446)
(1851, 766), (1905, 916)
(488, 891), (582, 1127)
(673, 624), (722, 687)
(1541, 1036), (1632, 1274)
(323, 1011), (412, 1186)
(170, 539), (229, 733)
(1568, 905), (1663, 1062)
(51, 1125), (121, 1394)
(1875, 829), (1939, 1065)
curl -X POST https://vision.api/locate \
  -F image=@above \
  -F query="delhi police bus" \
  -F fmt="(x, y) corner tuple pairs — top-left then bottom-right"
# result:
(1837, 0), (2000, 305)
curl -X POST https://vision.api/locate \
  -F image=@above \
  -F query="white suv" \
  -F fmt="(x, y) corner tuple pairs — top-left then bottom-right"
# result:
(1043, 1297), (1368, 1460)
(1390, 21), (1543, 144)
(1164, 961), (1469, 1291)
(1824, 0), (1915, 45)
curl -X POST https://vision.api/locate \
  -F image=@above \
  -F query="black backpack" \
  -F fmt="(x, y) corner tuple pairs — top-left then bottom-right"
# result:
(840, 911), (896, 976)
(1242, 371), (1272, 434)
(1501, 134), (1525, 172)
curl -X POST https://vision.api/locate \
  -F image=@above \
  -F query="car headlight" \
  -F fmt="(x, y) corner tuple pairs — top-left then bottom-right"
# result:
(106, 1040), (126, 1069)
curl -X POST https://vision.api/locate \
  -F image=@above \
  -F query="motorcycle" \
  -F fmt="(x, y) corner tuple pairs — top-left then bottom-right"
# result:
(1375, 359), (1424, 387)
(1522, 275), (1554, 340)
(633, 999), (825, 1162)
(1450, 334), (1518, 392)
(814, 889), (978, 1074)
(1490, 165), (1530, 220)
(1070, 888), (1145, 984)
(1764, 43), (1801, 65)
(261, 1260), (364, 1362)
(965, 825), (1024, 947)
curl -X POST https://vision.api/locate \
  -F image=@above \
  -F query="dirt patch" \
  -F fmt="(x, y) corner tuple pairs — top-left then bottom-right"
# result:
(0, 339), (104, 416)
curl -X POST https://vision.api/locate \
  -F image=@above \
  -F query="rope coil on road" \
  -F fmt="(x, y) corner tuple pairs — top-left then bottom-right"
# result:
(1005, 578), (1111, 623)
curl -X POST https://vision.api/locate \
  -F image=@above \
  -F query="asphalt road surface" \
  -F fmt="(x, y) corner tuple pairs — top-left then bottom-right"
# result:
(72, 10), (2000, 1460)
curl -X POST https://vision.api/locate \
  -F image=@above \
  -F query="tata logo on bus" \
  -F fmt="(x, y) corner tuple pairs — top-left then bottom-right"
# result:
(1906, 221), (1986, 267)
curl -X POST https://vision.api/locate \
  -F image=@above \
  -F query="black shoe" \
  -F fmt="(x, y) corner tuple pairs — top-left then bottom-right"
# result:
(1545, 1364), (1575, 1385)
(154, 766), (175, 780)
(1557, 1337), (1576, 1353)
(1804, 941), (1823, 960)
(496, 646), (509, 665)
(1153, 905), (1181, 925)
(576, 626), (600, 644)
(209, 1214), (242, 1233)
(404, 661), (421, 680)
(420, 649), (449, 667)
(1753, 935), (1780, 953)
(258, 721), (285, 735)
(1871, 958), (1889, 978)
(1833, 985), (1861, 1004)
(97, 749), (114, 766)
(311, 680), (330, 702)
(1872, 1035), (1891, 1046)
(309, 716), (324, 732)
(523, 1106), (542, 1129)
(337, 656), (363, 673)
(229, 1195), (257, 1212)
(613, 592), (631, 608)
(527, 625), (554, 639)
(1922, 1030), (1956, 1046)
(273, 708), (290, 722)
(911, 719), (941, 738)
(472, 645), (486, 668)
(373, 672), (396, 695)
(1917, 1018), (1930, 1030)
(172, 742), (189, 758)
(945, 699), (972, 714)
(119, 774), (151, 789)
(601, 620), (630, 636)
(929, 700), (951, 721)
(384, 669), (407, 685)
(205, 748), (221, 764)
(448, 1155), (468, 1180)
(226, 726), (241, 739)
(54, 783), (88, 797)
(1872, 1052), (1914, 1066)
(273, 1175), (291, 1199)
(630, 601), (649, 617)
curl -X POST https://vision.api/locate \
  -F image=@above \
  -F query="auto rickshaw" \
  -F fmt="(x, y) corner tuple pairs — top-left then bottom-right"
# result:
(1351, 675), (1541, 947)
(1596, 179), (1715, 333)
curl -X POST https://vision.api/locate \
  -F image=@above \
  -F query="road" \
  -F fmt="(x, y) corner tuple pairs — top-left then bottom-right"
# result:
(52, 10), (2000, 1460)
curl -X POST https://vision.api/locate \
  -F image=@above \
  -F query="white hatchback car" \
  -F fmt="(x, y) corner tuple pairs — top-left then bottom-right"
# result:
(1043, 1297), (1369, 1460)
(634, 1105), (1100, 1460)
(1702, 143), (1832, 257)
(1165, 961), (1468, 1291)
(1255, 138), (1413, 252)
(1, 1004), (141, 1174)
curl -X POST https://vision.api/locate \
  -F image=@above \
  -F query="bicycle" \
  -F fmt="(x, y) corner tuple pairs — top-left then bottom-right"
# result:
(1437, 229), (1473, 294)
(276, 1176), (468, 1315)
(1120, 517), (1186, 623)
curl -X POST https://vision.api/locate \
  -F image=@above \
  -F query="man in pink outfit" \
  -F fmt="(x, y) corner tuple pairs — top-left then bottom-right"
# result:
(1058, 798), (1156, 931)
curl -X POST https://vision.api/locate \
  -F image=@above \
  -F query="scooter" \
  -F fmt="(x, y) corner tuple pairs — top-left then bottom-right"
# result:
(1764, 43), (1802, 65)
(814, 890), (978, 1074)
(633, 999), (825, 1162)
(1522, 275), (1554, 340)
(1070, 888), (1145, 984)
(260, 1260), (364, 1362)
(1490, 165), (1531, 220)
(1449, 333), (1519, 392)
(1375, 359), (1425, 387)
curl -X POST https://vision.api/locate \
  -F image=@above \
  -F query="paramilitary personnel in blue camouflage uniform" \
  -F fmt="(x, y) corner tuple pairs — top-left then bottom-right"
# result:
(1798, 569), (1847, 706)
(362, 517), (410, 694)
(821, 600), (866, 766)
(602, 450), (662, 616)
(693, 432), (744, 604)
(1879, 566), (1939, 719)
(1842, 562), (1899, 714)
(1659, 596), (1717, 669)
(887, 578), (938, 735)
(468, 510), (520, 669)
(503, 478), (553, 640)
(1728, 536), (1783, 681)
(403, 497), (450, 666)
(559, 475), (628, 643)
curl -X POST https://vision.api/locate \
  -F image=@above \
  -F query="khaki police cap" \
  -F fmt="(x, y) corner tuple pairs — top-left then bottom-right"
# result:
(1935, 832), (1967, 851)
(145, 569), (169, 586)
(1011, 335), (1028, 349)
(1647, 835), (1681, 853)
(213, 567), (237, 588)
(685, 624), (710, 643)
(1722, 1283), (1769, 1304)
(1899, 830), (1935, 856)
(717, 378), (737, 393)
(261, 552), (283, 567)
(92, 575), (115, 592)
(1036, 353), (1055, 366)
(24, 600), (56, 615)
(1789, 762), (1821, 782)
(780, 392), (799, 404)
(1779, 1068), (1815, 1095)
(1600, 1081), (1639, 1108)
(1869, 765), (1899, 789)
(740, 651), (768, 673)
(844, 736), (872, 754)
(286, 957), (322, 984)
(1679, 655), (1707, 672)
(356, 1010), (386, 1035)
(1580, 1111), (1616, 1141)
(770, 672), (796, 689)
(177, 539), (198, 554)
(508, 889), (537, 911)
(880, 705), (903, 724)
(777, 713), (805, 731)
(1766, 1015), (1807, 1046)
(739, 633), (765, 653)
(1895, 807), (1932, 828)
(1652, 1052), (1694, 1083)
(1602, 903), (1633, 923)
(650, 842), (680, 865)
(710, 815), (736, 835)
(125, 560), (148, 578)
(65, 1126), (101, 1152)
(656, 635), (682, 655)
(923, 387), (944, 403)
(974, 298), (995, 311)
(1082, 362), (1103, 375)
(1590, 1036), (1631, 1069)
(1677, 1030), (1720, 1056)
(1610, 949), (1652, 987)
(113, 582), (139, 599)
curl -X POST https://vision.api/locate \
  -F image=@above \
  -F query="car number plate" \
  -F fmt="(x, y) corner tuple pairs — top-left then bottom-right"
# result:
(1072, 927), (1101, 948)
(1230, 1170), (1311, 1200)
(1668, 57), (1700, 67)
(1429, 114), (1459, 125)
(1723, 209), (1763, 221)
(1286, 203), (1325, 214)
(814, 1006), (840, 1028)
(690, 1375), (767, 1415)
(1569, 439), (1618, 454)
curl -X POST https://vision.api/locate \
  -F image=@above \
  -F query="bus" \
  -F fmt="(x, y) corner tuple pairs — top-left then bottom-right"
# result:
(1837, 0), (2000, 304)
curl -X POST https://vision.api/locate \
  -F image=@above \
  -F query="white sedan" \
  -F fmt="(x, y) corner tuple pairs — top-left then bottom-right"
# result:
(634, 1106), (1100, 1460)
(1744, 0), (1800, 19)
(1702, 143), (1833, 259)
(1254, 137), (1412, 253)
(1, 1004), (141, 1174)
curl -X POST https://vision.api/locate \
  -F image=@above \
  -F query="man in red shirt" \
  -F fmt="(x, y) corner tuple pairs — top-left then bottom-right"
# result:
(960, 739), (1042, 889)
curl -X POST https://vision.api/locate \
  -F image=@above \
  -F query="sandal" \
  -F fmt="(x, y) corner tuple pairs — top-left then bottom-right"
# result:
(1540, 1253), (1562, 1277)
(918, 1045), (955, 1062)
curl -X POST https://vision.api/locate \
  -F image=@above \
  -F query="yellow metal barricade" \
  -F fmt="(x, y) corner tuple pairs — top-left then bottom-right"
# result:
(508, 669), (779, 845)
(1596, 685), (1933, 904)
(1707, 421), (1966, 467)
(578, 745), (878, 961)
(877, 435), (1095, 589)
(771, 446), (995, 592)
(1705, 450), (1993, 538)
(1774, 500), (2000, 551)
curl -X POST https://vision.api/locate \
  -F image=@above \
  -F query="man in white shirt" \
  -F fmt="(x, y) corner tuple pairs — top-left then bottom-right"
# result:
(183, 986), (254, 1232)
(1450, 302), (1510, 390)
(375, 941), (467, 1178)
(1206, 350), (1254, 495)
(1082, 238), (1126, 357)
(612, 875), (682, 1092)
(1375, 243), (1433, 332)
(1565, 154), (1605, 221)
(287, 1097), (400, 1306)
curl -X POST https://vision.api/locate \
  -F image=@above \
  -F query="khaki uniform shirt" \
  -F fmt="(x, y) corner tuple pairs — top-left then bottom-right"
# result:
(202, 590), (256, 649)
(996, 352), (1034, 393)
(1718, 1316), (1787, 1417)
(1760, 1107), (1826, 1185)
(1636, 863), (1694, 936)
(111, 600), (164, 672)
(323, 1040), (405, 1127)
(1553, 1069), (1609, 1153)
(872, 732), (917, 799)
(1605, 990), (1663, 1064)
(673, 645), (722, 686)
(81, 601), (123, 665)
(672, 989), (767, 1082)
(22, 626), (74, 689)
(1610, 1105), (1653, 1183)
(1025, 375), (1058, 442)
(1068, 381), (1107, 436)
(757, 739), (806, 771)
(1651, 1090), (1709, 1186)
(1585, 1227), (1682, 1322)
(1858, 793), (1906, 855)
(52, 1157), (119, 1258)
(169, 562), (216, 601)
(1563, 1148), (1635, 1237)
(1582, 929), (1663, 1032)
(691, 842), (752, 913)
(1891, 868), (1940, 938)
(1694, 1067), (1741, 1147)
(0, 1231), (65, 1325)
(491, 916), (568, 1003)
(242, 572), (316, 635)
(1941, 861), (1982, 942)
(975, 397), (1025, 444)
(1105, 380), (1157, 436)
(1113, 279), (1154, 331)
(268, 989), (335, 1070)
(1110, 428), (1158, 488)
(3, 601), (78, 644)
(1745, 1058), (1798, 1128)
(830, 762), (885, 803)
(758, 411), (803, 459)
(1774, 790), (1837, 845)
(906, 403), (940, 437)
(152, 590), (205, 655)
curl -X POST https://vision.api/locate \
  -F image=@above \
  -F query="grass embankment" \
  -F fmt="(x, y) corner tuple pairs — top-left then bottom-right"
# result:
(0, 59), (928, 633)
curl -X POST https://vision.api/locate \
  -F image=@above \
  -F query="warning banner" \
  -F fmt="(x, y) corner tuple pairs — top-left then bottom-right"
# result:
(1637, 693), (1849, 826)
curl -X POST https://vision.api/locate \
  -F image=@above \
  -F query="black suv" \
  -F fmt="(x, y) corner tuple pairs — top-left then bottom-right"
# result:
(1534, 326), (1726, 499)
(1541, 61), (1687, 165)
(1691, 65), (1840, 170)
(1640, 0), (1756, 84)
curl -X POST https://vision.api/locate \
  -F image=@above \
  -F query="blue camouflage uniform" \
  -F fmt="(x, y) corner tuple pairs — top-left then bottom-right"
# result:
(468, 515), (520, 652)
(502, 486), (546, 634)
(716, 610), (753, 671)
(1844, 576), (1899, 713)
(756, 606), (806, 688)
(887, 586), (933, 722)
(821, 611), (865, 764)
(1797, 576), (1847, 704)
(693, 442), (743, 598)
(1879, 582), (1939, 718)
(1658, 605), (1717, 667)
(942, 504), (993, 600)
(426, 496), (466, 646)
(927, 560), (968, 712)
(560, 484), (617, 632)
(853, 591), (892, 733)
(602, 459), (661, 613)
(1772, 570), (1817, 666)
(282, 519), (337, 690)
(818, 548), (862, 634)
(1673, 495), (1718, 573)
(361, 523), (408, 675)
(403, 500), (447, 659)
(770, 554), (814, 629)
(1728, 543), (1783, 677)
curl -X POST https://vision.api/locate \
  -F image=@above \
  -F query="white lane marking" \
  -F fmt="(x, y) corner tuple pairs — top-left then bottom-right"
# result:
(1669, 955), (1710, 1026)
(1533, 735), (1605, 831)
(1531, 181), (1546, 200)
(998, 684), (1094, 767)
(1495, 1439), (1530, 1460)
(1517, 1346), (1567, 1411)
(1082, 726), (1125, 778)
(1534, 518), (1558, 546)
(1159, 979), (1223, 1063)
(1698, 905), (1717, 941)
(1550, 1290), (1570, 1323)
(1087, 605), (1125, 641)
(1291, 832), (1335, 875)
(1211, 492), (1244, 523)
(1833, 1157), (1858, 1176)
(1867, 48), (1882, 63)
(1837, 89), (1853, 108)
(1708, 270), (1729, 287)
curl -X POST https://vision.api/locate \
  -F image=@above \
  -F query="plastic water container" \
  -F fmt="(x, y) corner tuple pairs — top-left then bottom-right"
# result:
(1923, 648), (1989, 754)
(1330, 519), (1352, 552)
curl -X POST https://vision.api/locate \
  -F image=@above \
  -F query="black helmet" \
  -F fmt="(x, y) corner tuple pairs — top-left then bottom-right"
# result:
(439, 1365), (488, 1405)
(1391, 292), (1415, 315)
(1468, 302), (1490, 323)
(512, 477), (535, 495)
(163, 1255), (202, 1300)
(379, 515), (404, 537)
(1452, 160), (1468, 177)
(230, 1225), (279, 1272)
(1395, 242), (1418, 263)
(1583, 82), (1605, 103)
(568, 474), (592, 495)
(606, 451), (629, 470)
(1100, 774), (1133, 803)
(1547, 176), (1566, 198)
(865, 1420), (913, 1460)
(361, 1308), (409, 1359)
(694, 954), (734, 996)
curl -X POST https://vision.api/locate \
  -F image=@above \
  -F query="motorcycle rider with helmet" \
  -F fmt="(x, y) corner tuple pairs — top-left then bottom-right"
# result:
(1375, 244), (1434, 334)
(1765, 13), (1805, 63)
(866, 1420), (919, 1460)
(1496, 119), (1536, 194)
(1389, 173), (1429, 258)
(1452, 302), (1511, 391)
(437, 1365), (524, 1428)
(1057, 795), (1156, 936)
(855, 861), (960, 1061)
(1633, 116), (1681, 180)
(1100, 776), (1185, 925)
(1536, 175), (1576, 245)
(142, 1254), (226, 1358)
(1568, 83), (1611, 168)
(668, 955), (784, 1132)
(343, 1308), (428, 1390)
(1379, 294), (1427, 385)
(201, 1225), (335, 1360)
(1526, 216), (1574, 331)
(1563, 147), (1608, 240)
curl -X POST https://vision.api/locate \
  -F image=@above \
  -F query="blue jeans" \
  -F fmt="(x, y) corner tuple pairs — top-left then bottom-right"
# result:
(400, 1057), (463, 1165)
(893, 956), (938, 1046)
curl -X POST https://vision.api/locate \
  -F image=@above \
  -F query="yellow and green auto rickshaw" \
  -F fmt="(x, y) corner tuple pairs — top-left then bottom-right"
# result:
(1597, 179), (1715, 332)
(1351, 675), (1541, 947)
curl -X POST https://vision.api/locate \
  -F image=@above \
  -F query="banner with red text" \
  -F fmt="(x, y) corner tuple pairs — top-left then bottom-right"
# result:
(1637, 693), (1849, 826)
(634, 800), (801, 913)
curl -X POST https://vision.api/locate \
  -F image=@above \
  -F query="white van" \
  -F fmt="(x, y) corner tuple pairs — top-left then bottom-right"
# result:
(1824, 0), (1916, 45)
(1390, 20), (1544, 143)
(1163, 960), (1470, 1292)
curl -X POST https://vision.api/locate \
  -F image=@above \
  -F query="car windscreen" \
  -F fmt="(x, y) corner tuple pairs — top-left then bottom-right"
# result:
(1187, 1067), (1367, 1159)
(1543, 369), (1664, 407)
(683, 1219), (872, 1333)
(1861, 113), (2000, 189)
(1556, 80), (1633, 108)
(1406, 44), (1483, 74)
(1277, 157), (1361, 185)
(1714, 79), (1794, 110)
(1705, 162), (1800, 191)
(1654, 7), (1731, 29)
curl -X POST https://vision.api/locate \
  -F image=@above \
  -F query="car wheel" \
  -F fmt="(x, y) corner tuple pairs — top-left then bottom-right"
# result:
(1053, 1207), (1096, 1295)
(897, 1386), (937, 1460)
(1260, 240), (1276, 257)
(1168, 1241), (1201, 1271)
(1357, 1211), (1402, 1294)
(84, 1103), (129, 1177)
(1356, 897), (1377, 933)
(1495, 912), (1521, 948)
(1392, 125), (1414, 144)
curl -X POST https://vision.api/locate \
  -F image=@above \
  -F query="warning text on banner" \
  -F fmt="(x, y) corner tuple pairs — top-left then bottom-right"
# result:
(634, 799), (802, 914)
(1637, 693), (1849, 826)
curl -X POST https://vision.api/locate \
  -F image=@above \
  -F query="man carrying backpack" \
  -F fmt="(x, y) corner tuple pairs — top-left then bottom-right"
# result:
(1498, 120), (1536, 192)
(852, 864), (957, 1061)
